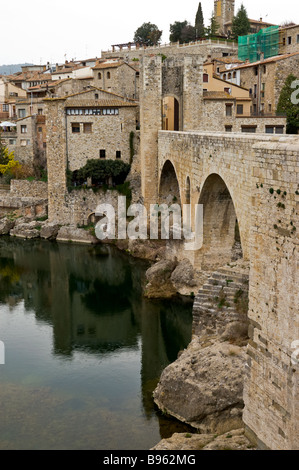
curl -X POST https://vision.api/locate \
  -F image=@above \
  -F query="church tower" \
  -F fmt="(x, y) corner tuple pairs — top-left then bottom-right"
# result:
(214, 0), (235, 36)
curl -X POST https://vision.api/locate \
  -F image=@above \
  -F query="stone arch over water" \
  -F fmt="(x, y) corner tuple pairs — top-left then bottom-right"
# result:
(196, 173), (243, 270)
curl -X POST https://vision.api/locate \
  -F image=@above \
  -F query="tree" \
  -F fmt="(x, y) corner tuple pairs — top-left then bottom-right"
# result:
(277, 74), (299, 134)
(205, 13), (219, 38)
(231, 4), (250, 39)
(0, 133), (20, 176)
(169, 21), (188, 43)
(181, 24), (196, 43)
(195, 2), (205, 38)
(75, 159), (131, 186)
(134, 22), (162, 46)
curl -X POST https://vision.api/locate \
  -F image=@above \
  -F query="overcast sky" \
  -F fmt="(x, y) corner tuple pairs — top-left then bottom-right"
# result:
(0, 0), (297, 65)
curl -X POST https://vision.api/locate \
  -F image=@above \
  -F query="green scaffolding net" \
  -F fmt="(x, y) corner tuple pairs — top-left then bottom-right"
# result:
(238, 26), (280, 62)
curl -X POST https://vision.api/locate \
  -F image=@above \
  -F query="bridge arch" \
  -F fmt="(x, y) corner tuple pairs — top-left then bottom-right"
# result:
(196, 173), (243, 270)
(158, 159), (182, 205)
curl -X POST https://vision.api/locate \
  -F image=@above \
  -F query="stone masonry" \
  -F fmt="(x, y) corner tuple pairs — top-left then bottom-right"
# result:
(139, 54), (299, 449)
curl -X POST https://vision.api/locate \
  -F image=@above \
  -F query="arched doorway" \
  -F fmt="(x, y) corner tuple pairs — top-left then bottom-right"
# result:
(196, 173), (243, 270)
(162, 97), (180, 131)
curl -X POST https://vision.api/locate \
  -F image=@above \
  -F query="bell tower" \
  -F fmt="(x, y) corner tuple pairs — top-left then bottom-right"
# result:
(214, 0), (235, 36)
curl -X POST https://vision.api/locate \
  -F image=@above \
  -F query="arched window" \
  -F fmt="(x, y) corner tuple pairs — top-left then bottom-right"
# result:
(98, 72), (102, 79)
(107, 71), (111, 79)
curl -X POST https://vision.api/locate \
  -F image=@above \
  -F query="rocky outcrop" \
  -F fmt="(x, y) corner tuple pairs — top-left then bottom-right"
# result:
(153, 338), (246, 434)
(170, 259), (198, 295)
(0, 217), (15, 235)
(151, 428), (255, 451)
(40, 223), (60, 240)
(144, 259), (178, 299)
(10, 221), (44, 239)
(144, 258), (209, 299)
(56, 226), (99, 244)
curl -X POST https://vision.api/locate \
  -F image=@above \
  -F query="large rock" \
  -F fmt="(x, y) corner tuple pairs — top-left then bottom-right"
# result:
(151, 429), (255, 451)
(170, 259), (198, 295)
(40, 223), (60, 240)
(0, 217), (15, 235)
(56, 226), (98, 244)
(10, 221), (41, 239)
(153, 338), (246, 434)
(144, 259), (178, 298)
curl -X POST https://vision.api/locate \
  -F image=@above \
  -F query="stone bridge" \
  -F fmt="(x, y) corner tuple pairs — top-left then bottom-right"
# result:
(139, 56), (299, 449)
(154, 131), (299, 450)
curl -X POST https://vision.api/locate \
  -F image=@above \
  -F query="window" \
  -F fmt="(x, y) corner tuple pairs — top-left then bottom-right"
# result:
(268, 103), (272, 113)
(38, 127), (42, 132)
(98, 72), (102, 79)
(107, 71), (111, 79)
(224, 87), (231, 94)
(21, 125), (27, 133)
(283, 37), (286, 46)
(223, 74), (227, 80)
(263, 65), (266, 74)
(71, 123), (80, 133)
(18, 109), (26, 118)
(233, 71), (236, 79)
(261, 83), (265, 98)
(38, 108), (43, 115)
(95, 93), (99, 99)
(100, 149), (106, 159)
(275, 126), (284, 134)
(241, 126), (256, 133)
(203, 73), (209, 83)
(116, 151), (121, 159)
(297, 34), (299, 44)
(20, 139), (30, 146)
(216, 67), (220, 73)
(237, 104), (244, 115)
(228, 72), (231, 79)
(2, 104), (9, 112)
(226, 104), (233, 117)
(9, 138), (16, 145)
(265, 126), (274, 134)
(225, 125), (232, 132)
(254, 66), (258, 76)
(83, 123), (92, 134)
(288, 36), (292, 45)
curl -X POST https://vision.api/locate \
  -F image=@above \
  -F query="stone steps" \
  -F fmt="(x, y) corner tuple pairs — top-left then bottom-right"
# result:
(192, 263), (250, 336)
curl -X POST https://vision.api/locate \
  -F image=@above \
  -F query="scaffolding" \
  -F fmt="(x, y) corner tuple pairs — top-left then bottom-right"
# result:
(238, 26), (280, 62)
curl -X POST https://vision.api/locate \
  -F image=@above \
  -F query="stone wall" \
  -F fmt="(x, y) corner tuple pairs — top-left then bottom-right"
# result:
(67, 107), (137, 170)
(10, 180), (48, 198)
(202, 98), (286, 133)
(280, 26), (299, 55)
(102, 40), (238, 62)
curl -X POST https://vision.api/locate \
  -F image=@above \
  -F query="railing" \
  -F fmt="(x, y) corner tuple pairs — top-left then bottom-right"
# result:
(103, 39), (237, 54)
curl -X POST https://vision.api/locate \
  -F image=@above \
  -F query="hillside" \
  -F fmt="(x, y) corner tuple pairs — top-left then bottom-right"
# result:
(0, 63), (33, 75)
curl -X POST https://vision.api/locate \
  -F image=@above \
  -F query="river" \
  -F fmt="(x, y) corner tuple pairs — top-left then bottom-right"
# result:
(0, 237), (193, 450)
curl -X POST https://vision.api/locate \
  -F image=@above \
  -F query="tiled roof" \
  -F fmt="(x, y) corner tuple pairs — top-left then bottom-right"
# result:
(228, 52), (299, 70)
(92, 60), (124, 70)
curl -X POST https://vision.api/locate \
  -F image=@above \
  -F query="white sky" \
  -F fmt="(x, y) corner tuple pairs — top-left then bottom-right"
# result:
(0, 0), (297, 65)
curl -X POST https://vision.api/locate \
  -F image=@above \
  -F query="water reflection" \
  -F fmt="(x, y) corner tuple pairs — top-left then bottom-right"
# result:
(0, 237), (193, 449)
